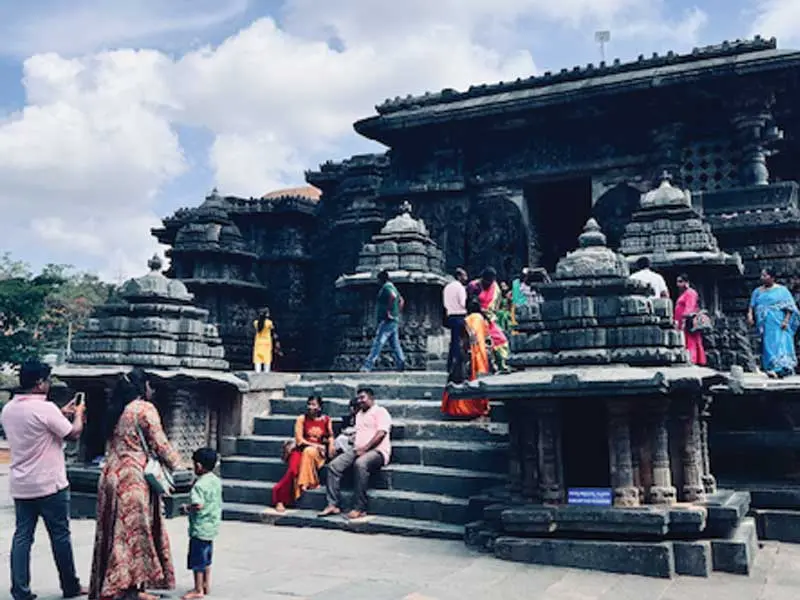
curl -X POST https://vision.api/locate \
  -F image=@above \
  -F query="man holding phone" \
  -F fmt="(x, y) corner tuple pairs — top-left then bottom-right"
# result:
(0, 360), (87, 600)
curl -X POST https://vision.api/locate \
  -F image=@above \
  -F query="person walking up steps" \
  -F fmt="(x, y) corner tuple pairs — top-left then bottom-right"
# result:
(361, 270), (405, 372)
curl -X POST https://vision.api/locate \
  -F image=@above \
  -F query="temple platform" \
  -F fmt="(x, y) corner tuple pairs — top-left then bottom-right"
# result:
(465, 490), (756, 578)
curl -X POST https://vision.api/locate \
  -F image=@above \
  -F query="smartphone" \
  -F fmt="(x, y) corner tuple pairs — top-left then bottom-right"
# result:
(74, 392), (86, 407)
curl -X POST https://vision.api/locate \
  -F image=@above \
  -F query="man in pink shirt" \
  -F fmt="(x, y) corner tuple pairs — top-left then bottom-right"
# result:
(442, 267), (468, 382)
(319, 386), (391, 520)
(1, 360), (86, 600)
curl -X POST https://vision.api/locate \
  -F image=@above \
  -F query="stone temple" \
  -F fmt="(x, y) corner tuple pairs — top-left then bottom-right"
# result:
(65, 37), (800, 576)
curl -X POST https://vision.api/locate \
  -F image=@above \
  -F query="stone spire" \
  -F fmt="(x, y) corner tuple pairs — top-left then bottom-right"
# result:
(511, 219), (687, 367)
(69, 257), (228, 370)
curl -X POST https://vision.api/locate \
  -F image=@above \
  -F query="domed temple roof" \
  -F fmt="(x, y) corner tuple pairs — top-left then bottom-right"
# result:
(447, 219), (721, 400)
(172, 189), (254, 257)
(262, 185), (322, 202)
(336, 201), (448, 287)
(68, 256), (229, 370)
(619, 173), (743, 273)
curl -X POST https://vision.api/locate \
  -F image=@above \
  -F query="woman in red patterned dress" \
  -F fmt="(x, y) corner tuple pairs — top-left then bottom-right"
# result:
(272, 395), (334, 512)
(89, 369), (182, 600)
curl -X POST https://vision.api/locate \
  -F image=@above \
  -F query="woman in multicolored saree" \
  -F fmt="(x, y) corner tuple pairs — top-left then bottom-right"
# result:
(90, 369), (182, 600)
(441, 299), (490, 420)
(468, 268), (511, 373)
(747, 267), (800, 378)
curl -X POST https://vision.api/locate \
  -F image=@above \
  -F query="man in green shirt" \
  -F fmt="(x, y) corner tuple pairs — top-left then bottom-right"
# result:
(361, 270), (406, 371)
(180, 448), (222, 599)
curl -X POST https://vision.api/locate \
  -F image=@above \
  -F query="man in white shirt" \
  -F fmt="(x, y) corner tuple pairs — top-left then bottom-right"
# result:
(442, 268), (468, 380)
(630, 257), (670, 299)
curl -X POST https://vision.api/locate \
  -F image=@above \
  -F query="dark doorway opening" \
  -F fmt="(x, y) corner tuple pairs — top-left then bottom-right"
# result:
(526, 177), (593, 273)
(561, 400), (611, 489)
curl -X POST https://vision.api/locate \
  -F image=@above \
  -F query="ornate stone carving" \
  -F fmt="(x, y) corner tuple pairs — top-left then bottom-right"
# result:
(647, 402), (677, 505)
(607, 401), (640, 507)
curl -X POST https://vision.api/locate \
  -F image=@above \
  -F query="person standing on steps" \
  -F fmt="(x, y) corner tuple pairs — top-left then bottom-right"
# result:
(318, 387), (391, 520)
(442, 267), (468, 383)
(361, 270), (405, 372)
(630, 256), (670, 299)
(1, 359), (87, 600)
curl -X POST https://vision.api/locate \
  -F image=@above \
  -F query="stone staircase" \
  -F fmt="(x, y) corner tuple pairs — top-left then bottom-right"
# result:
(221, 372), (509, 539)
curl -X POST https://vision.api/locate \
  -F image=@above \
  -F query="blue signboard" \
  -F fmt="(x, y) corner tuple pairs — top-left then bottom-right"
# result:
(567, 488), (613, 507)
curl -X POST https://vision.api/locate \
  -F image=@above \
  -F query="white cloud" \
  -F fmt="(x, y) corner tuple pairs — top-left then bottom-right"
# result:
(0, 0), (710, 280)
(0, 0), (249, 57)
(749, 0), (800, 43)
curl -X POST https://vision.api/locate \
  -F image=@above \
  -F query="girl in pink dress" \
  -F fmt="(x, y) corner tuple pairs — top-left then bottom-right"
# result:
(674, 274), (707, 365)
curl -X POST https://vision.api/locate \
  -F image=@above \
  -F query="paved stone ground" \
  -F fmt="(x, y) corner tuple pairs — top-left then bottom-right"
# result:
(1, 466), (799, 599)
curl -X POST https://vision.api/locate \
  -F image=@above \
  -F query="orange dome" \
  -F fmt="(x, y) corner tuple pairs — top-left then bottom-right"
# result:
(262, 185), (321, 202)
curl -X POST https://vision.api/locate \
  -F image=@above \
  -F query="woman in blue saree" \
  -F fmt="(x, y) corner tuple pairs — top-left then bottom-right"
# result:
(747, 267), (800, 378)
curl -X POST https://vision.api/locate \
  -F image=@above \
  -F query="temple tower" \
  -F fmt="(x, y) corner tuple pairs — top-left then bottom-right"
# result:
(332, 201), (448, 370)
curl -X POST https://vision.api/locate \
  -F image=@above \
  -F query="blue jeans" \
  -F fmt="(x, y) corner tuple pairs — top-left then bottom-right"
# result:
(11, 488), (81, 600)
(362, 319), (405, 371)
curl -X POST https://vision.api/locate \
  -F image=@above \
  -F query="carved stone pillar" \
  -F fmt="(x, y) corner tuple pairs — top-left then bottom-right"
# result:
(652, 123), (685, 187)
(607, 401), (640, 507)
(678, 398), (706, 503)
(536, 401), (564, 504)
(731, 91), (783, 187)
(520, 408), (540, 501)
(647, 401), (677, 505)
(630, 410), (645, 503)
(700, 396), (717, 495)
(506, 402), (523, 496)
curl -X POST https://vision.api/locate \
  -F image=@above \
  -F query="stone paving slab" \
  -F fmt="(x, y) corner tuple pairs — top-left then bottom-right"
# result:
(3, 471), (800, 599)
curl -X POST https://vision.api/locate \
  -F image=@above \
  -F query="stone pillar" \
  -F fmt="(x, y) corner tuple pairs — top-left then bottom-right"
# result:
(652, 123), (685, 186)
(700, 396), (717, 495)
(520, 410), (540, 501)
(607, 400), (640, 507)
(505, 402), (523, 496)
(647, 401), (677, 505)
(678, 398), (706, 503)
(731, 91), (783, 187)
(536, 401), (564, 504)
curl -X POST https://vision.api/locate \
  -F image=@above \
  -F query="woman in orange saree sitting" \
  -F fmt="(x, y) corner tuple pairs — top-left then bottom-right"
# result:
(441, 298), (491, 420)
(272, 395), (334, 512)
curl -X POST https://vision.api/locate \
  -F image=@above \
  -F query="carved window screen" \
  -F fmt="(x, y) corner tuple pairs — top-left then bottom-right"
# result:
(680, 140), (740, 192)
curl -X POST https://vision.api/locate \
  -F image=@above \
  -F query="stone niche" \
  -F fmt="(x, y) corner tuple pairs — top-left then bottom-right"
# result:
(331, 201), (449, 371)
(57, 256), (247, 518)
(451, 220), (755, 578)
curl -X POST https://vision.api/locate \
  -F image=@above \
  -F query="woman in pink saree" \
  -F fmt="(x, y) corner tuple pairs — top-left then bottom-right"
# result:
(468, 267), (511, 373)
(674, 274), (707, 365)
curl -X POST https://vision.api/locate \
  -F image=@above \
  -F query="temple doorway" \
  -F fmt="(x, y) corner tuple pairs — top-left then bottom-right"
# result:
(561, 400), (611, 489)
(526, 177), (592, 272)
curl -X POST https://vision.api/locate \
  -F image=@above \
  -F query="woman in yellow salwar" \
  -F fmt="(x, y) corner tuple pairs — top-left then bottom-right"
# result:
(253, 309), (277, 372)
(273, 395), (334, 512)
(441, 299), (490, 420)
(467, 268), (511, 373)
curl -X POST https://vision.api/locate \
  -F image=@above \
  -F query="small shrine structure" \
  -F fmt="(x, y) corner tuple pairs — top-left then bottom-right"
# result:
(618, 173), (753, 371)
(55, 256), (247, 517)
(450, 221), (753, 578)
(332, 201), (449, 370)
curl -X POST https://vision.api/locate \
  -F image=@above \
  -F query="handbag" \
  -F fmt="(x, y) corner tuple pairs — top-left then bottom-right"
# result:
(685, 310), (713, 334)
(135, 419), (174, 497)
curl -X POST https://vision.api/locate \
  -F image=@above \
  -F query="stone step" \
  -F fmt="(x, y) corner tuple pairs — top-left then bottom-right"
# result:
(752, 509), (800, 543)
(252, 415), (509, 443)
(235, 435), (508, 471)
(270, 396), (507, 422)
(222, 503), (464, 540)
(285, 380), (446, 401)
(299, 372), (447, 384)
(221, 456), (505, 498)
(222, 480), (473, 524)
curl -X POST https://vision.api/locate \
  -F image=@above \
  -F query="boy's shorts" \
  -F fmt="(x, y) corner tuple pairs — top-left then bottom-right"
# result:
(187, 537), (213, 572)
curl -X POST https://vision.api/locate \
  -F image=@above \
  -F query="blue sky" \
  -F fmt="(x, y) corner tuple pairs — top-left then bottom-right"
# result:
(0, 0), (796, 281)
